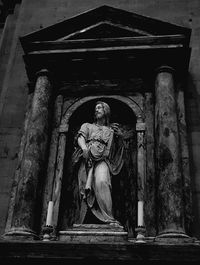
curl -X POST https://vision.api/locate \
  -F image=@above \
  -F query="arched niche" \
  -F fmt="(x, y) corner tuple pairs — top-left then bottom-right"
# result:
(59, 95), (144, 133)
(57, 95), (144, 237)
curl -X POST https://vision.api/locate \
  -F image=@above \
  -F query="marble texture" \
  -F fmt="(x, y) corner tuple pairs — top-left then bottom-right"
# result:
(41, 95), (63, 229)
(155, 68), (185, 237)
(59, 224), (128, 243)
(5, 70), (52, 239)
(144, 93), (156, 236)
(177, 90), (193, 234)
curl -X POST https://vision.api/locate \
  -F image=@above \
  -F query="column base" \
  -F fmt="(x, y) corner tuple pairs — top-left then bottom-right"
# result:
(155, 230), (194, 244)
(3, 227), (40, 241)
(42, 225), (54, 241)
(135, 226), (146, 244)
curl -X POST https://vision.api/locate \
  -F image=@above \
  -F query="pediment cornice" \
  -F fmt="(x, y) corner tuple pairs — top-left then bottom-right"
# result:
(20, 5), (191, 44)
(20, 5), (191, 82)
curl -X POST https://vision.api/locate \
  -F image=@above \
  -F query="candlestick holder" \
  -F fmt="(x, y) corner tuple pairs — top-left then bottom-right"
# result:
(42, 225), (54, 241)
(135, 226), (146, 243)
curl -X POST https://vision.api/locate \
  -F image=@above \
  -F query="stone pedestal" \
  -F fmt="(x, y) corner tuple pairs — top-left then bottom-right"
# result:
(59, 224), (128, 243)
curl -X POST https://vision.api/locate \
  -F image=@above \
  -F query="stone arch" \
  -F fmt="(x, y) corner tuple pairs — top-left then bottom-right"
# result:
(58, 95), (142, 235)
(60, 95), (144, 132)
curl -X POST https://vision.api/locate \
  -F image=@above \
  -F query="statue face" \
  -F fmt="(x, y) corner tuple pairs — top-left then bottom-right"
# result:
(95, 103), (105, 119)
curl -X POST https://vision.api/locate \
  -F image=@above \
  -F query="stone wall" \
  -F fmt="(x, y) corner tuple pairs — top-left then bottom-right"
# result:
(0, 0), (200, 237)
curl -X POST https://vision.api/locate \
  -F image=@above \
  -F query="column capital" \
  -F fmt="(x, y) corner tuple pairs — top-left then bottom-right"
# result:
(155, 65), (175, 75)
(136, 113), (145, 131)
(35, 69), (51, 78)
(136, 113), (145, 123)
(59, 124), (69, 133)
(136, 122), (145, 132)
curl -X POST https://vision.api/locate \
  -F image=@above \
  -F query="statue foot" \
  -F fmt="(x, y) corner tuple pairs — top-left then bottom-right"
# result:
(109, 221), (123, 229)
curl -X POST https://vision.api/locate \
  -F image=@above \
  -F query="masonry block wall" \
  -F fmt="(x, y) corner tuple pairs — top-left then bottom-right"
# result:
(0, 0), (200, 238)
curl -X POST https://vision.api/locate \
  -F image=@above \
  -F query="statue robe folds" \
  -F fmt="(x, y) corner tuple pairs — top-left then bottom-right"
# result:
(72, 122), (125, 224)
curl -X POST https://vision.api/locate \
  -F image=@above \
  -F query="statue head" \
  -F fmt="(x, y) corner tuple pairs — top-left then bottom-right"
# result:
(94, 101), (111, 125)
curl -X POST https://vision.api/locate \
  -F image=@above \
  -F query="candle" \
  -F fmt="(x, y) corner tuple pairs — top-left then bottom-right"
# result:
(46, 201), (53, 226)
(138, 201), (144, 227)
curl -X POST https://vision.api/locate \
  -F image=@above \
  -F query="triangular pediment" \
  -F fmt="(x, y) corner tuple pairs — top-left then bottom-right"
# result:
(57, 21), (150, 41)
(20, 5), (190, 44)
(20, 5), (191, 82)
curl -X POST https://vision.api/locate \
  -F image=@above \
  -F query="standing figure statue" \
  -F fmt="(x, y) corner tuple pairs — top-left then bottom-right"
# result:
(72, 101), (125, 226)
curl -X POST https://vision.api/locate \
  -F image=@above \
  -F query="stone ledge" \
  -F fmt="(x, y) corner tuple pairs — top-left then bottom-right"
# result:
(0, 240), (200, 264)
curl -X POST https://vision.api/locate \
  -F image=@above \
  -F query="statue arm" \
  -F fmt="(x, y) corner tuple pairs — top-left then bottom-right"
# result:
(78, 135), (87, 150)
(78, 135), (89, 160)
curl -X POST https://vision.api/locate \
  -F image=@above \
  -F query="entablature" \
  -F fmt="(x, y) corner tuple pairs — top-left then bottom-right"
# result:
(20, 5), (191, 86)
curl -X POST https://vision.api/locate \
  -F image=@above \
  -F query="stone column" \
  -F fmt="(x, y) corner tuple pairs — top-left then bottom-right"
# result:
(155, 66), (189, 240)
(52, 131), (67, 227)
(5, 69), (53, 240)
(177, 90), (193, 234)
(135, 117), (146, 242)
(41, 95), (63, 229)
(136, 117), (146, 204)
(144, 93), (156, 236)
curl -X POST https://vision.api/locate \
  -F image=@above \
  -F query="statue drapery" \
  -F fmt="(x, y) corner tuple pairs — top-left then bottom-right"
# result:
(59, 122), (137, 236)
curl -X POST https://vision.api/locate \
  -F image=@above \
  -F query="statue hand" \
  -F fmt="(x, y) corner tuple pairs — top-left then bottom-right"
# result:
(112, 123), (122, 135)
(112, 123), (119, 131)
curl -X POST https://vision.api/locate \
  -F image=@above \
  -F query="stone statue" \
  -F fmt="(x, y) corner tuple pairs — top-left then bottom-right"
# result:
(72, 101), (126, 226)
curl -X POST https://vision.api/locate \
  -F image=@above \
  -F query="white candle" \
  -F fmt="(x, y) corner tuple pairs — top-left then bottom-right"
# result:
(138, 201), (144, 226)
(46, 201), (53, 226)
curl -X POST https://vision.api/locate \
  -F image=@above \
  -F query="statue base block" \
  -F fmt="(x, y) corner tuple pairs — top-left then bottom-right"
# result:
(58, 224), (128, 243)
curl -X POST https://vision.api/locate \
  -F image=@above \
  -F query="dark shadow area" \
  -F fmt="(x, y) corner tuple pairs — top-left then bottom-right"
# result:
(184, 73), (200, 238)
